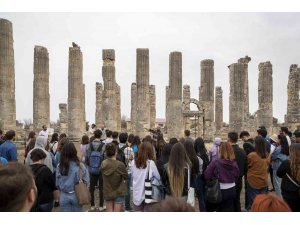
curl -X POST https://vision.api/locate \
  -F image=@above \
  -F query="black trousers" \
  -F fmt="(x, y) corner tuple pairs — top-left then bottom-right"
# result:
(206, 186), (236, 212)
(89, 173), (104, 207)
(234, 177), (242, 212)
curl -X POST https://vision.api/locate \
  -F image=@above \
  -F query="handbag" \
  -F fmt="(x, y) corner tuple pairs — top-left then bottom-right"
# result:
(286, 173), (300, 197)
(145, 160), (164, 204)
(75, 163), (90, 205)
(205, 160), (222, 204)
(187, 163), (195, 206)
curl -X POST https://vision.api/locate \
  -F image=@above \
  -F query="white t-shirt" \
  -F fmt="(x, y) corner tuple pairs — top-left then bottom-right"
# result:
(39, 130), (49, 139)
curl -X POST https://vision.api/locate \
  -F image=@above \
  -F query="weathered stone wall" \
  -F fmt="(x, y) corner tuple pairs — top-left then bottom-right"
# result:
(182, 85), (191, 130)
(59, 103), (68, 134)
(116, 84), (121, 131)
(95, 82), (103, 127)
(131, 83), (137, 133)
(257, 61), (273, 131)
(167, 51), (183, 139)
(67, 43), (85, 139)
(149, 85), (156, 129)
(0, 18), (16, 132)
(215, 86), (223, 131)
(33, 46), (50, 132)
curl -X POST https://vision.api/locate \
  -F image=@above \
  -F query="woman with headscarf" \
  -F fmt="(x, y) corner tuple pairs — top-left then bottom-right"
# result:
(25, 136), (53, 173)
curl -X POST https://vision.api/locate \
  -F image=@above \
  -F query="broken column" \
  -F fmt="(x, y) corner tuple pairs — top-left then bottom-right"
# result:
(116, 84), (121, 131)
(183, 85), (191, 130)
(257, 62), (273, 131)
(285, 64), (300, 130)
(67, 43), (85, 139)
(167, 51), (183, 139)
(95, 82), (103, 127)
(238, 56), (251, 119)
(200, 59), (215, 141)
(215, 86), (223, 131)
(59, 103), (68, 134)
(33, 46), (50, 132)
(149, 85), (156, 129)
(0, 18), (16, 131)
(165, 86), (169, 135)
(131, 83), (137, 133)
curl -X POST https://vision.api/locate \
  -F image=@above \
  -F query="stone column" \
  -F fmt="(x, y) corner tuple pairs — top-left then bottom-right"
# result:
(33, 46), (50, 132)
(135, 48), (150, 137)
(238, 56), (251, 118)
(82, 83), (86, 133)
(116, 84), (121, 131)
(149, 85), (156, 129)
(285, 64), (300, 130)
(102, 49), (118, 131)
(59, 103), (68, 134)
(68, 43), (84, 139)
(131, 83), (137, 133)
(257, 62), (273, 131)
(167, 51), (183, 139)
(95, 82), (103, 127)
(165, 86), (169, 135)
(215, 86), (223, 131)
(0, 18), (16, 131)
(183, 85), (191, 130)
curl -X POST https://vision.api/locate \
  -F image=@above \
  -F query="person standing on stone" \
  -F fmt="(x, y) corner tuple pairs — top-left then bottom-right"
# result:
(184, 130), (194, 144)
(227, 132), (247, 212)
(239, 131), (255, 155)
(39, 125), (49, 139)
(270, 134), (289, 197)
(0, 130), (17, 162)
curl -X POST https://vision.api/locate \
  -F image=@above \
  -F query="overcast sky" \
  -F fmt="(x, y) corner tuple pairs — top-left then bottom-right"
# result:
(1, 13), (300, 125)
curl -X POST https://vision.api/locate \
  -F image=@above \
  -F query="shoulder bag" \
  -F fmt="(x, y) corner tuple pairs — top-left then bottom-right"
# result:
(187, 163), (195, 206)
(205, 160), (222, 204)
(75, 163), (90, 205)
(286, 173), (300, 197)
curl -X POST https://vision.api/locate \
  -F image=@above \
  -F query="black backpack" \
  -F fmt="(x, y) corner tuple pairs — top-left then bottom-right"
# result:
(117, 145), (127, 166)
(199, 152), (209, 173)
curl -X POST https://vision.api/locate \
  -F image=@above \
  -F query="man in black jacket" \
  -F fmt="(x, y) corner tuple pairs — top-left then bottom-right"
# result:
(228, 132), (247, 212)
(239, 131), (254, 155)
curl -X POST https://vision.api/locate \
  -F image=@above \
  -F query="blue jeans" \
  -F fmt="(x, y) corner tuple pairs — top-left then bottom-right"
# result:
(125, 173), (132, 210)
(60, 192), (82, 212)
(195, 175), (206, 212)
(37, 202), (53, 212)
(246, 181), (268, 211)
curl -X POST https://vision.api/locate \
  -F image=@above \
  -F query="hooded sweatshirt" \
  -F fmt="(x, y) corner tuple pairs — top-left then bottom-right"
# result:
(101, 158), (128, 200)
(209, 138), (222, 161)
(25, 136), (53, 173)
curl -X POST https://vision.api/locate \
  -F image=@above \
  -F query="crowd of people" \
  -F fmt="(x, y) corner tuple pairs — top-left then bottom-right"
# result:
(0, 124), (300, 212)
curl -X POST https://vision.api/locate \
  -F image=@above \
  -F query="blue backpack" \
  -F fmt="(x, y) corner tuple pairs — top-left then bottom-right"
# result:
(88, 142), (105, 175)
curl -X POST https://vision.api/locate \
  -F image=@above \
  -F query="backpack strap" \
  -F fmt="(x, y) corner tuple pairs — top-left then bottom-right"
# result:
(286, 173), (300, 188)
(33, 165), (47, 179)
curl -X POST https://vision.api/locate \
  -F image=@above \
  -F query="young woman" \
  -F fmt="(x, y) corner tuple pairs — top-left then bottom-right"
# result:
(246, 136), (269, 211)
(162, 142), (191, 200)
(30, 149), (56, 212)
(130, 142), (161, 212)
(204, 142), (239, 212)
(101, 143), (128, 212)
(208, 137), (222, 162)
(56, 142), (89, 212)
(277, 143), (300, 211)
(155, 134), (166, 160)
(24, 131), (36, 159)
(271, 134), (289, 197)
(80, 135), (89, 163)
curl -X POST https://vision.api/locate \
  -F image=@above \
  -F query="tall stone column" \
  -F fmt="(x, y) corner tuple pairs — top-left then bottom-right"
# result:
(215, 86), (223, 131)
(149, 85), (156, 129)
(102, 49), (118, 131)
(131, 83), (137, 133)
(200, 59), (215, 141)
(135, 48), (150, 137)
(33, 46), (50, 132)
(165, 86), (169, 135)
(95, 82), (103, 127)
(167, 51), (183, 139)
(257, 62), (273, 131)
(183, 85), (191, 130)
(0, 18), (16, 131)
(59, 103), (68, 134)
(116, 84), (121, 131)
(238, 56), (251, 118)
(68, 43), (84, 139)
(82, 84), (86, 133)
(285, 64), (300, 130)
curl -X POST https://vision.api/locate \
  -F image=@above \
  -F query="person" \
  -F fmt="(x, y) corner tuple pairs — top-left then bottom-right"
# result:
(89, 124), (97, 137)
(0, 162), (37, 211)
(25, 131), (36, 158)
(228, 132), (247, 212)
(246, 136), (269, 211)
(162, 143), (191, 200)
(49, 133), (59, 173)
(277, 143), (300, 211)
(130, 142), (161, 212)
(271, 134), (289, 197)
(56, 142), (89, 212)
(103, 129), (113, 145)
(85, 129), (106, 211)
(0, 130), (17, 162)
(25, 136), (53, 173)
(100, 124), (107, 141)
(131, 135), (141, 156)
(239, 131), (254, 155)
(184, 129), (194, 144)
(209, 137), (222, 162)
(29, 149), (56, 212)
(59, 133), (67, 141)
(155, 133), (166, 160)
(112, 131), (119, 146)
(294, 130), (300, 143)
(80, 135), (89, 163)
(156, 143), (172, 178)
(251, 194), (291, 212)
(39, 125), (49, 139)
(257, 128), (271, 153)
(0, 129), (4, 145)
(55, 137), (69, 168)
(150, 197), (196, 212)
(204, 142), (239, 212)
(280, 127), (292, 146)
(143, 135), (157, 160)
(119, 132), (134, 211)
(101, 143), (128, 212)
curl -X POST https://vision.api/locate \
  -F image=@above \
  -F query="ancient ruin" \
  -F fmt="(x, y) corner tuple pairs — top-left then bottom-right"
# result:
(67, 43), (85, 139)
(58, 103), (68, 134)
(0, 18), (16, 132)
(149, 85), (156, 129)
(215, 86), (223, 131)
(130, 83), (137, 132)
(95, 82), (103, 127)
(33, 46), (50, 132)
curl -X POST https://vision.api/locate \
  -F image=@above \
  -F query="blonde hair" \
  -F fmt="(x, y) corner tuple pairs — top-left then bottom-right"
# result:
(289, 143), (300, 183)
(219, 142), (235, 160)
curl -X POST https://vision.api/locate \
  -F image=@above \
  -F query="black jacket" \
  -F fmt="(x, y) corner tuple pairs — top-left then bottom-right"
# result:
(243, 138), (254, 155)
(232, 144), (247, 179)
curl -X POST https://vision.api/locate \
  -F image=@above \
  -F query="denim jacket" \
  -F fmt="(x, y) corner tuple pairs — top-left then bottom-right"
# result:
(56, 161), (89, 193)
(271, 146), (289, 171)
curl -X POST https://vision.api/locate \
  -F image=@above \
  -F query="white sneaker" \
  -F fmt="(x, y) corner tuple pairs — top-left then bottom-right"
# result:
(90, 206), (96, 211)
(99, 205), (106, 211)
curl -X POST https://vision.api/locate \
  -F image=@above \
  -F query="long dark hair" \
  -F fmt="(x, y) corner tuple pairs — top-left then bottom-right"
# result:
(278, 134), (289, 156)
(27, 131), (35, 141)
(156, 133), (166, 159)
(161, 143), (172, 165)
(183, 140), (199, 175)
(50, 133), (59, 143)
(59, 142), (80, 176)
(255, 136), (267, 158)
(289, 143), (300, 183)
(135, 142), (154, 169)
(194, 137), (209, 170)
